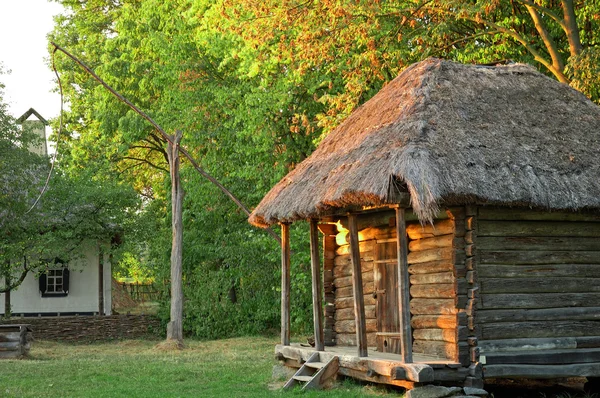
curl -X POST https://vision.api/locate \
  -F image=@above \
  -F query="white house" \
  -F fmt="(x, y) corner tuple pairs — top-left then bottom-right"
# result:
(0, 109), (112, 317)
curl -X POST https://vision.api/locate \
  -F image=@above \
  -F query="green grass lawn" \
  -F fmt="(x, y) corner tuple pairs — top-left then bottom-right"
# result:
(0, 337), (400, 398)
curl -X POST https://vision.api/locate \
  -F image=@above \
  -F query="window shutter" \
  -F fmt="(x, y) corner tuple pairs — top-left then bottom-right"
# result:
(39, 273), (47, 294)
(62, 269), (70, 294)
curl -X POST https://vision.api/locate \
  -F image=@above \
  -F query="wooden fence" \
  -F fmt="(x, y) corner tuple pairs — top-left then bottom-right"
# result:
(117, 282), (161, 302)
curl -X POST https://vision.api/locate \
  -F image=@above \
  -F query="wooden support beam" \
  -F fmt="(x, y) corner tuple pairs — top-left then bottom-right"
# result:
(281, 222), (291, 346)
(348, 213), (368, 357)
(310, 219), (325, 351)
(396, 207), (413, 363)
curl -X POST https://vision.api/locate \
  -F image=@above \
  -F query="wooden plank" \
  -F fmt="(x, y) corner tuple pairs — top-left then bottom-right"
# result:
(477, 307), (600, 323)
(477, 264), (600, 278)
(336, 240), (375, 256)
(411, 315), (459, 329)
(407, 247), (454, 265)
(410, 284), (455, 299)
(408, 260), (455, 275)
(410, 299), (458, 315)
(483, 348), (600, 365)
(336, 332), (377, 347)
(478, 220), (600, 237)
(433, 366), (470, 382)
(281, 222), (291, 346)
(336, 367), (417, 389)
(482, 362), (600, 379)
(481, 320), (600, 340)
(408, 235), (457, 251)
(478, 236), (600, 251)
(406, 219), (455, 240)
(480, 293), (600, 309)
(335, 295), (376, 310)
(410, 272), (454, 285)
(348, 213), (368, 357)
(335, 282), (375, 299)
(334, 252), (375, 267)
(375, 242), (400, 354)
(334, 271), (374, 288)
(337, 226), (395, 246)
(333, 260), (374, 278)
(396, 207), (413, 363)
(480, 278), (600, 294)
(335, 319), (377, 334)
(310, 219), (325, 351)
(335, 305), (376, 321)
(480, 250), (600, 265)
(0, 332), (21, 342)
(413, 340), (456, 360)
(478, 207), (600, 222)
(413, 328), (463, 344)
(478, 337), (578, 353)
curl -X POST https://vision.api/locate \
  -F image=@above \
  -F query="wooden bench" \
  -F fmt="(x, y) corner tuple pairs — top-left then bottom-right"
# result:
(0, 324), (32, 359)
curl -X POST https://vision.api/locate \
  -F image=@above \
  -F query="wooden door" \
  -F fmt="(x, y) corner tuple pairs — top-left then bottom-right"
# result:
(374, 240), (401, 354)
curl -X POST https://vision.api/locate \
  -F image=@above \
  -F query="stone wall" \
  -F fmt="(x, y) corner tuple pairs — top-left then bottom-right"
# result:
(0, 315), (161, 341)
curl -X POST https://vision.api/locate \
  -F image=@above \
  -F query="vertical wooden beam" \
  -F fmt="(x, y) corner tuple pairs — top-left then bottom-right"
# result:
(281, 222), (291, 346)
(309, 219), (325, 351)
(396, 207), (413, 363)
(98, 245), (105, 316)
(347, 213), (368, 357)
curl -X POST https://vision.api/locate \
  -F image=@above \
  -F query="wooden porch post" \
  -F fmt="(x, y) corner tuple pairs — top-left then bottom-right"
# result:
(309, 219), (325, 351)
(348, 213), (368, 357)
(395, 207), (413, 363)
(281, 222), (291, 346)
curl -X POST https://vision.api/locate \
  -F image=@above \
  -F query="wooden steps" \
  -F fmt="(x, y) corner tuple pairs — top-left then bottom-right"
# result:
(283, 352), (339, 391)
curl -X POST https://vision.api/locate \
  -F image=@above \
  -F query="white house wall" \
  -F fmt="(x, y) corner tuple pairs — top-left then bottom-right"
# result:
(0, 245), (112, 316)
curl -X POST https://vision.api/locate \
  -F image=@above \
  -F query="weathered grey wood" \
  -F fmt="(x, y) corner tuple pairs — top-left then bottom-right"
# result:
(336, 332), (377, 347)
(413, 339), (456, 360)
(480, 250), (600, 265)
(410, 272), (454, 285)
(410, 298), (458, 315)
(480, 278), (600, 294)
(310, 219), (325, 352)
(410, 283), (455, 298)
(433, 366), (470, 382)
(396, 207), (413, 363)
(335, 295), (376, 309)
(478, 207), (600, 222)
(482, 362), (600, 378)
(480, 293), (600, 309)
(481, 320), (600, 340)
(408, 247), (454, 265)
(335, 305), (376, 321)
(348, 213), (368, 357)
(478, 236), (600, 251)
(411, 315), (460, 329)
(477, 307), (600, 323)
(478, 220), (600, 237)
(375, 240), (400, 354)
(477, 264), (600, 278)
(413, 328), (464, 343)
(335, 319), (377, 334)
(576, 337), (600, 348)
(302, 356), (339, 390)
(408, 260), (455, 275)
(478, 337), (578, 353)
(483, 348), (600, 365)
(281, 222), (291, 346)
(0, 332), (21, 342)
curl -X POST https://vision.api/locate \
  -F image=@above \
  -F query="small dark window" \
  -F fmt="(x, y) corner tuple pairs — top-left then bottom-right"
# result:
(39, 267), (70, 298)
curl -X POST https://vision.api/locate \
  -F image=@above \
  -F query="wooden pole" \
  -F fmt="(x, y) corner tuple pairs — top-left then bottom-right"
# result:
(348, 213), (368, 357)
(98, 245), (104, 316)
(281, 222), (291, 346)
(309, 219), (325, 351)
(396, 207), (413, 363)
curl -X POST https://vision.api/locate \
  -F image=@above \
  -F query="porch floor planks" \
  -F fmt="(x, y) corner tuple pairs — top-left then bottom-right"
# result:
(276, 343), (461, 385)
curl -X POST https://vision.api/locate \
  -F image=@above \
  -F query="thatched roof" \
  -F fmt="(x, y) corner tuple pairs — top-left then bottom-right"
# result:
(249, 58), (600, 228)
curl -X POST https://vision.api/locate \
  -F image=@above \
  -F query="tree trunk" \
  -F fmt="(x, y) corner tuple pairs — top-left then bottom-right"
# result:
(4, 275), (11, 319)
(166, 130), (185, 346)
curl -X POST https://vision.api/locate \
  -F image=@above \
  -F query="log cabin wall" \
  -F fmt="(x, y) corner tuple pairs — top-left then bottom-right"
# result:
(474, 207), (600, 378)
(329, 209), (469, 362)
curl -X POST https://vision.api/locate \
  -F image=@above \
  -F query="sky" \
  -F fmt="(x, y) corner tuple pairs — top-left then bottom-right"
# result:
(0, 0), (66, 121)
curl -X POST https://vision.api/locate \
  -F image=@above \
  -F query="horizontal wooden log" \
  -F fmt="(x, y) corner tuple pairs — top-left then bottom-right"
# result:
(480, 278), (600, 294)
(410, 272), (454, 285)
(478, 208), (600, 222)
(0, 341), (20, 350)
(336, 226), (394, 245)
(478, 236), (600, 251)
(484, 348), (600, 366)
(337, 367), (416, 389)
(408, 247), (454, 265)
(410, 298), (459, 315)
(335, 319), (377, 334)
(336, 240), (376, 256)
(0, 332), (21, 342)
(410, 283), (456, 299)
(413, 339), (456, 360)
(478, 220), (600, 238)
(333, 259), (374, 278)
(411, 315), (460, 329)
(336, 332), (377, 347)
(480, 250), (600, 265)
(433, 366), (470, 382)
(408, 260), (455, 275)
(407, 219), (455, 240)
(334, 271), (374, 288)
(477, 264), (600, 278)
(482, 362), (600, 379)
(480, 293), (600, 310)
(408, 235), (458, 252)
(478, 338), (578, 353)
(481, 320), (600, 340)
(335, 282), (375, 299)
(477, 307), (600, 324)
(413, 327), (465, 344)
(335, 305), (376, 321)
(335, 295), (376, 309)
